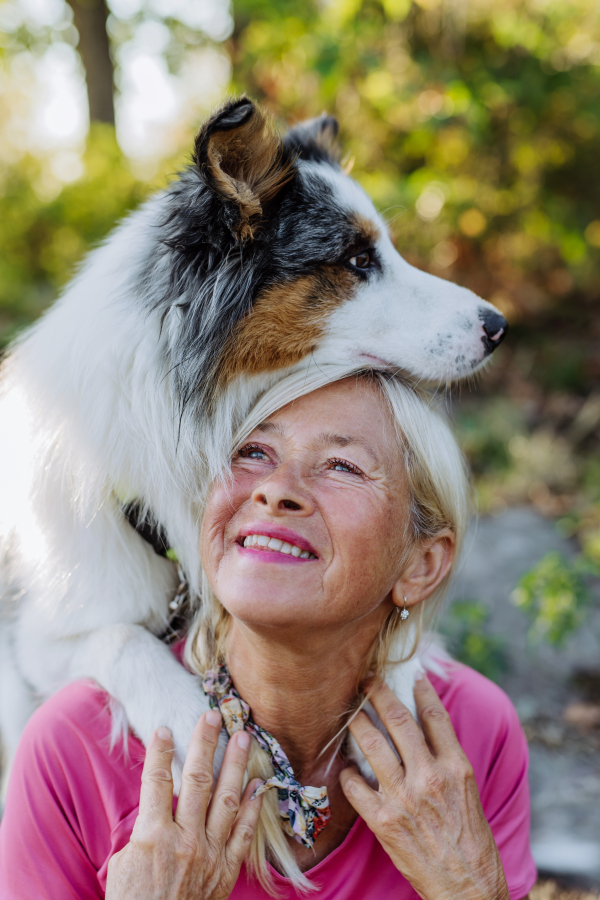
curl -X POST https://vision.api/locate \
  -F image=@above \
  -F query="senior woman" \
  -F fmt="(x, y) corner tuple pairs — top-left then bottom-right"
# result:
(0, 368), (537, 900)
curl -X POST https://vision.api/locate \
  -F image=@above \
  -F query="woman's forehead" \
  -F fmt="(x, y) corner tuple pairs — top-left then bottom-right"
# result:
(252, 378), (400, 464)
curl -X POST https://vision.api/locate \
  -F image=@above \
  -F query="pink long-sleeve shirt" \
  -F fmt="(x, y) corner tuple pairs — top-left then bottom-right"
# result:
(0, 662), (537, 899)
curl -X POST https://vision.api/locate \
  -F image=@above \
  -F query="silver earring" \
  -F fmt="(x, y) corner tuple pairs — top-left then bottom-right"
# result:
(398, 597), (409, 620)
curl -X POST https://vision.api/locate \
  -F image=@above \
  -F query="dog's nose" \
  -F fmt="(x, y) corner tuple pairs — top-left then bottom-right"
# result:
(480, 309), (508, 355)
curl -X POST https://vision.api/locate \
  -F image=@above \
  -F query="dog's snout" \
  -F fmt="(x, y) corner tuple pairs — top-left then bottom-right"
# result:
(480, 309), (508, 355)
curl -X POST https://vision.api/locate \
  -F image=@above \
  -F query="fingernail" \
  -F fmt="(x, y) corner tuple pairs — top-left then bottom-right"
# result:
(206, 709), (222, 727)
(237, 730), (250, 750)
(250, 778), (263, 798)
(157, 726), (172, 740)
(415, 672), (427, 684)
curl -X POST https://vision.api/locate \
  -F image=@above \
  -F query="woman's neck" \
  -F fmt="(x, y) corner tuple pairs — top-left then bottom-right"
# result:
(224, 614), (387, 870)
(225, 617), (381, 783)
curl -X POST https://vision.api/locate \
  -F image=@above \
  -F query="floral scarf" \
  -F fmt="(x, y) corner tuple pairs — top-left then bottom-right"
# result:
(201, 665), (330, 849)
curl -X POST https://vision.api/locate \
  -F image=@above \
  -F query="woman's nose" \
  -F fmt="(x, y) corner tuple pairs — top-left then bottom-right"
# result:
(251, 468), (314, 516)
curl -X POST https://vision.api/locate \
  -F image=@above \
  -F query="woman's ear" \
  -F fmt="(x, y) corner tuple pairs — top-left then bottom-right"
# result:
(392, 530), (455, 612)
(194, 96), (295, 242)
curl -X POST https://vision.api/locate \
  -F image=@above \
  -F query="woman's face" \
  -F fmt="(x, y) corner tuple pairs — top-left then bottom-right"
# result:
(201, 378), (413, 633)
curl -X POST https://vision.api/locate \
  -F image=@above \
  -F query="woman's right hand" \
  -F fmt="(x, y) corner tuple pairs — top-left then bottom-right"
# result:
(106, 710), (263, 900)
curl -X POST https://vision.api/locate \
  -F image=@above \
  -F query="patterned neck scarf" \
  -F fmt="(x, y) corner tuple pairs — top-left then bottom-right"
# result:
(202, 665), (330, 849)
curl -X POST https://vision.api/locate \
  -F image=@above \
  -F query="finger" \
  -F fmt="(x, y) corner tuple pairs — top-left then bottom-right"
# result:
(175, 709), (223, 833)
(225, 778), (264, 868)
(367, 679), (431, 772)
(413, 674), (460, 759)
(339, 766), (383, 824)
(137, 726), (175, 829)
(206, 729), (252, 846)
(348, 710), (406, 791)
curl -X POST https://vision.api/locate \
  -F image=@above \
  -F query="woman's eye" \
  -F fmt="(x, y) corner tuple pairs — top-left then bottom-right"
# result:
(349, 249), (373, 270)
(327, 458), (363, 475)
(237, 444), (269, 461)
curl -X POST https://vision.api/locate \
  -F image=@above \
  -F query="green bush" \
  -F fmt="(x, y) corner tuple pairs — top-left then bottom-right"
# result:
(440, 599), (509, 683)
(512, 550), (596, 647)
(0, 126), (152, 348)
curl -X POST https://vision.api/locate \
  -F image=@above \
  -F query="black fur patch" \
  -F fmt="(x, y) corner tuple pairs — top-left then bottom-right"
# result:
(135, 103), (377, 429)
(283, 114), (341, 165)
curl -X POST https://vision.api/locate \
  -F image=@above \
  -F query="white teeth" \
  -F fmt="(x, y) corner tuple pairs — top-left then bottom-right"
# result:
(242, 534), (315, 559)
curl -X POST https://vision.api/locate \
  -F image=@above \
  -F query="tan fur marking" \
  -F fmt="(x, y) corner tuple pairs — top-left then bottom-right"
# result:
(350, 213), (381, 248)
(207, 108), (294, 241)
(218, 268), (356, 385)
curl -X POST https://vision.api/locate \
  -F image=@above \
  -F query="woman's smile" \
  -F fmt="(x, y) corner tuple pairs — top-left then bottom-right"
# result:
(236, 541), (317, 563)
(236, 525), (319, 560)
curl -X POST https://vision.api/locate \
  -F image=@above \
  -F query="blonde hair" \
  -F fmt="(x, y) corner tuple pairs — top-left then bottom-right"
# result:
(185, 364), (470, 894)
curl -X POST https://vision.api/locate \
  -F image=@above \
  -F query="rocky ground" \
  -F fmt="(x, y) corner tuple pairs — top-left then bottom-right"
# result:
(533, 879), (600, 899)
(448, 506), (600, 893)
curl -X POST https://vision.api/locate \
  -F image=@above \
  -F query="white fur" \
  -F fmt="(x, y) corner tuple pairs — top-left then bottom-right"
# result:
(0, 160), (487, 791)
(310, 165), (500, 383)
(346, 633), (452, 782)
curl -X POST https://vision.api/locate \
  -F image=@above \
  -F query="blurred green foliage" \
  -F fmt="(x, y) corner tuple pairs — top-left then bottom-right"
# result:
(512, 550), (598, 646)
(0, 125), (153, 346)
(440, 599), (509, 682)
(229, 0), (600, 373)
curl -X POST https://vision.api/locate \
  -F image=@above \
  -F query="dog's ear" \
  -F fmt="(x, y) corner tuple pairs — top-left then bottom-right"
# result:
(283, 114), (341, 165)
(194, 97), (294, 242)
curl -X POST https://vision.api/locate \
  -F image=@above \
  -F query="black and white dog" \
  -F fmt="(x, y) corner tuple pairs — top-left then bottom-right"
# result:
(0, 97), (506, 783)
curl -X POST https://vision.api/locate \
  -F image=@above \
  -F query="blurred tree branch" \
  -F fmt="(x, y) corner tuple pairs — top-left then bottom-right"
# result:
(66, 0), (114, 125)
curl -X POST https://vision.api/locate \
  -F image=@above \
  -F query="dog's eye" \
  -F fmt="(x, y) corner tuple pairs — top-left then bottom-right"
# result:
(348, 249), (374, 270)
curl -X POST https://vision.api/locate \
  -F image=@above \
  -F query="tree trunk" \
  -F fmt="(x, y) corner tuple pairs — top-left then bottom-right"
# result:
(66, 0), (115, 125)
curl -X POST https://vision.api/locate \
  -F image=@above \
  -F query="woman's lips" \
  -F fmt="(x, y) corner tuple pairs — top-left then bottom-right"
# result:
(237, 525), (318, 557)
(236, 544), (316, 564)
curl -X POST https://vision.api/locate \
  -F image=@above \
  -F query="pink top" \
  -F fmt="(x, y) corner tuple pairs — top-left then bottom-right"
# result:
(0, 663), (537, 900)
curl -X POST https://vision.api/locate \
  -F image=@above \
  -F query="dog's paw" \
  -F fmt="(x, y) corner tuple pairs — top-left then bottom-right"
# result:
(69, 623), (231, 793)
(121, 668), (230, 795)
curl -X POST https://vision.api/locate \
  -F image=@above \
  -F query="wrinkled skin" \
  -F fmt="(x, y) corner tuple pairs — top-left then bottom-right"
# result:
(340, 677), (511, 900)
(106, 712), (263, 900)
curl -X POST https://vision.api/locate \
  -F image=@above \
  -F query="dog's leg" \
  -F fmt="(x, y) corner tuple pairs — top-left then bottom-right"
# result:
(345, 635), (452, 782)
(67, 624), (227, 791)
(345, 648), (424, 783)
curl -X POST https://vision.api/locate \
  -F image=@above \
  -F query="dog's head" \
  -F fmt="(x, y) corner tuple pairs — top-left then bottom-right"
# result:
(147, 97), (506, 418)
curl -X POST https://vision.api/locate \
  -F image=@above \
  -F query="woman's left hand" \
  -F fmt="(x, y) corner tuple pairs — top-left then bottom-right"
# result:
(339, 675), (510, 900)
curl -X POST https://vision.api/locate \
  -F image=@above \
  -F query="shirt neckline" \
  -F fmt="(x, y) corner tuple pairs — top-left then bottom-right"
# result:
(266, 814), (366, 883)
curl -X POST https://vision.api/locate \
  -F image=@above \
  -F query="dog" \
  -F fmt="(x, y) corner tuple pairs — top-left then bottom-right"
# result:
(0, 97), (506, 787)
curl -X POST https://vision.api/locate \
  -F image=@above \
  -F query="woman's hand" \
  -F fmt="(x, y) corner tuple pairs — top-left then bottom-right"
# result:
(340, 675), (510, 900)
(106, 710), (263, 900)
